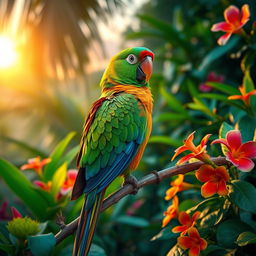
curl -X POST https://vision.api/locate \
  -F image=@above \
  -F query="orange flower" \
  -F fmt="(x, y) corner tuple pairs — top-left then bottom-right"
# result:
(178, 227), (207, 256)
(172, 132), (211, 165)
(228, 86), (256, 106)
(172, 211), (201, 235)
(162, 196), (179, 227)
(21, 157), (51, 176)
(60, 169), (78, 195)
(195, 165), (229, 198)
(211, 4), (250, 45)
(33, 180), (52, 192)
(165, 175), (194, 200)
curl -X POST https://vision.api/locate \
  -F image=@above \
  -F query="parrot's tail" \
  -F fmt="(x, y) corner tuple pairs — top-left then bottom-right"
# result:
(72, 190), (105, 256)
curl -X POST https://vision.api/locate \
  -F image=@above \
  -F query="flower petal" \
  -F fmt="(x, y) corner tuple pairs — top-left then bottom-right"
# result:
(172, 225), (188, 234)
(178, 211), (191, 225)
(211, 138), (230, 149)
(178, 236), (195, 249)
(241, 4), (250, 25)
(195, 165), (215, 182)
(172, 145), (189, 160)
(200, 238), (208, 250)
(236, 158), (255, 172)
(201, 181), (218, 198)
(200, 134), (212, 148)
(11, 207), (22, 219)
(191, 211), (201, 222)
(240, 142), (256, 158)
(211, 22), (233, 32)
(176, 153), (195, 165)
(217, 33), (232, 45)
(188, 227), (200, 239)
(162, 215), (172, 227)
(224, 5), (240, 25)
(172, 174), (184, 186)
(228, 95), (243, 100)
(165, 186), (179, 200)
(189, 246), (200, 256)
(217, 179), (229, 196)
(226, 130), (242, 150)
(216, 166), (230, 181)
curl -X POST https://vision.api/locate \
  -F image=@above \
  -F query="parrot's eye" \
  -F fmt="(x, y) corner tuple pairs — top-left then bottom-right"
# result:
(126, 54), (138, 64)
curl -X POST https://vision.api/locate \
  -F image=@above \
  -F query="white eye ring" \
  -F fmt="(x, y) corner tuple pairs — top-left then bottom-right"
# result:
(126, 54), (138, 64)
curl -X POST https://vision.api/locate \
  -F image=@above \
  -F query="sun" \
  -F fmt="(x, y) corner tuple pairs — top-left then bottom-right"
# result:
(0, 35), (18, 69)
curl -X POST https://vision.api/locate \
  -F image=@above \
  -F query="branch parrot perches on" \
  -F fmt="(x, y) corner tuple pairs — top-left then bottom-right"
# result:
(71, 47), (154, 256)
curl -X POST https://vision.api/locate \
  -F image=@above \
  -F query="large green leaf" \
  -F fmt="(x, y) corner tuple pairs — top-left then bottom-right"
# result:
(236, 232), (256, 246)
(0, 158), (50, 220)
(206, 82), (240, 95)
(148, 136), (181, 147)
(238, 116), (256, 142)
(216, 219), (251, 248)
(230, 180), (256, 213)
(151, 227), (178, 241)
(43, 132), (76, 181)
(28, 233), (56, 256)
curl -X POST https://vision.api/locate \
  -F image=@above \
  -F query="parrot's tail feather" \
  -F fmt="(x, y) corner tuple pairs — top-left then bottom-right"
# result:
(72, 190), (105, 256)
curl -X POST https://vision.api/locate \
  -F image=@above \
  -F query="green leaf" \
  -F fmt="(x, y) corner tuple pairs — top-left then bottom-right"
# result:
(198, 37), (238, 71)
(243, 70), (255, 92)
(236, 231), (256, 246)
(230, 180), (256, 213)
(61, 145), (80, 165)
(157, 113), (188, 123)
(166, 244), (184, 256)
(0, 244), (15, 254)
(51, 163), (67, 197)
(151, 227), (178, 241)
(28, 233), (56, 256)
(0, 158), (50, 220)
(200, 209), (224, 228)
(148, 136), (181, 147)
(88, 244), (106, 256)
(239, 116), (256, 141)
(160, 85), (187, 114)
(216, 219), (251, 248)
(115, 215), (149, 227)
(179, 199), (197, 212)
(206, 82), (240, 95)
(43, 132), (76, 181)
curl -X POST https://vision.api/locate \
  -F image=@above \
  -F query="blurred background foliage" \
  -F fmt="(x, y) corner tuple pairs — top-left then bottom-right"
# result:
(0, 0), (256, 255)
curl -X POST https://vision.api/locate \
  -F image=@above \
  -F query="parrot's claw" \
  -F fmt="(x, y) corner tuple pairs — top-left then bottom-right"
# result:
(123, 175), (139, 195)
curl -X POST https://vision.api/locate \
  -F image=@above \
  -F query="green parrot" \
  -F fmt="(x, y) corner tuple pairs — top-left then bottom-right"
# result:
(71, 47), (154, 256)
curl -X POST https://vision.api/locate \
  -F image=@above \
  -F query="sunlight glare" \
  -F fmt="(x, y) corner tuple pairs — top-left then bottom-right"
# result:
(0, 35), (18, 68)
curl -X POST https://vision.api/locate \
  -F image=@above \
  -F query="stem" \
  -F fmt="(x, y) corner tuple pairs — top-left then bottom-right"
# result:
(54, 157), (229, 245)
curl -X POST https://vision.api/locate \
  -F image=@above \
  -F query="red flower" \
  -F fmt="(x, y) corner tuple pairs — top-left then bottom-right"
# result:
(178, 227), (207, 256)
(33, 180), (52, 192)
(21, 157), (51, 176)
(60, 169), (78, 195)
(228, 86), (256, 106)
(211, 4), (250, 45)
(11, 207), (22, 219)
(196, 165), (229, 198)
(162, 196), (179, 227)
(199, 72), (224, 92)
(212, 130), (256, 172)
(172, 132), (211, 165)
(165, 175), (194, 200)
(172, 211), (201, 235)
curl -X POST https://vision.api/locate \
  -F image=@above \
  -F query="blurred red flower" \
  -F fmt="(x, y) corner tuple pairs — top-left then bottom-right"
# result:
(33, 180), (52, 192)
(211, 4), (250, 45)
(162, 196), (179, 228)
(178, 227), (207, 256)
(11, 207), (22, 219)
(172, 132), (211, 165)
(228, 86), (256, 106)
(199, 72), (224, 92)
(126, 199), (145, 216)
(172, 211), (201, 235)
(212, 130), (256, 172)
(21, 157), (51, 176)
(60, 169), (78, 195)
(165, 175), (194, 200)
(196, 165), (229, 198)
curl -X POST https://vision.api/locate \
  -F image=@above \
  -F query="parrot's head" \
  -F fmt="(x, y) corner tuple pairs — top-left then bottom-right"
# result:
(100, 47), (154, 88)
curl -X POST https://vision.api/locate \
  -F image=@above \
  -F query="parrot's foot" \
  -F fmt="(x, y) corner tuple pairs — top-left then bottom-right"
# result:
(123, 175), (139, 195)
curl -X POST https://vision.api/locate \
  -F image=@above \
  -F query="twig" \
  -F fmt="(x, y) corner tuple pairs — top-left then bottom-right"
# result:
(55, 157), (228, 244)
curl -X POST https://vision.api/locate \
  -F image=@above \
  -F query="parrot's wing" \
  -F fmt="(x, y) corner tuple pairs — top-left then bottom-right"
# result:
(72, 93), (147, 199)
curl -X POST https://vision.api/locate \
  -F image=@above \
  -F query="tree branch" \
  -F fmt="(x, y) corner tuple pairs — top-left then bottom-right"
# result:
(55, 157), (228, 244)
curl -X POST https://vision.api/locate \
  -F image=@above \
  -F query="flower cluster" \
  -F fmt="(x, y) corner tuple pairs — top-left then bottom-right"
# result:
(163, 128), (256, 255)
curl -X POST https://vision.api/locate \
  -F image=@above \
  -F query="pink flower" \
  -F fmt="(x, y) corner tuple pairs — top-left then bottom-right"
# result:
(60, 169), (78, 195)
(212, 130), (256, 172)
(11, 207), (22, 219)
(126, 199), (145, 216)
(211, 5), (250, 45)
(199, 72), (224, 92)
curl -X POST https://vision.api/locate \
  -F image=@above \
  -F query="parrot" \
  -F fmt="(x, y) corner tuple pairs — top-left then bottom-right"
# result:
(71, 47), (154, 256)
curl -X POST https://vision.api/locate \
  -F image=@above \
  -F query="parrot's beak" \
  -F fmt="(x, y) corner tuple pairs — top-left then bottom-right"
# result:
(136, 56), (153, 83)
